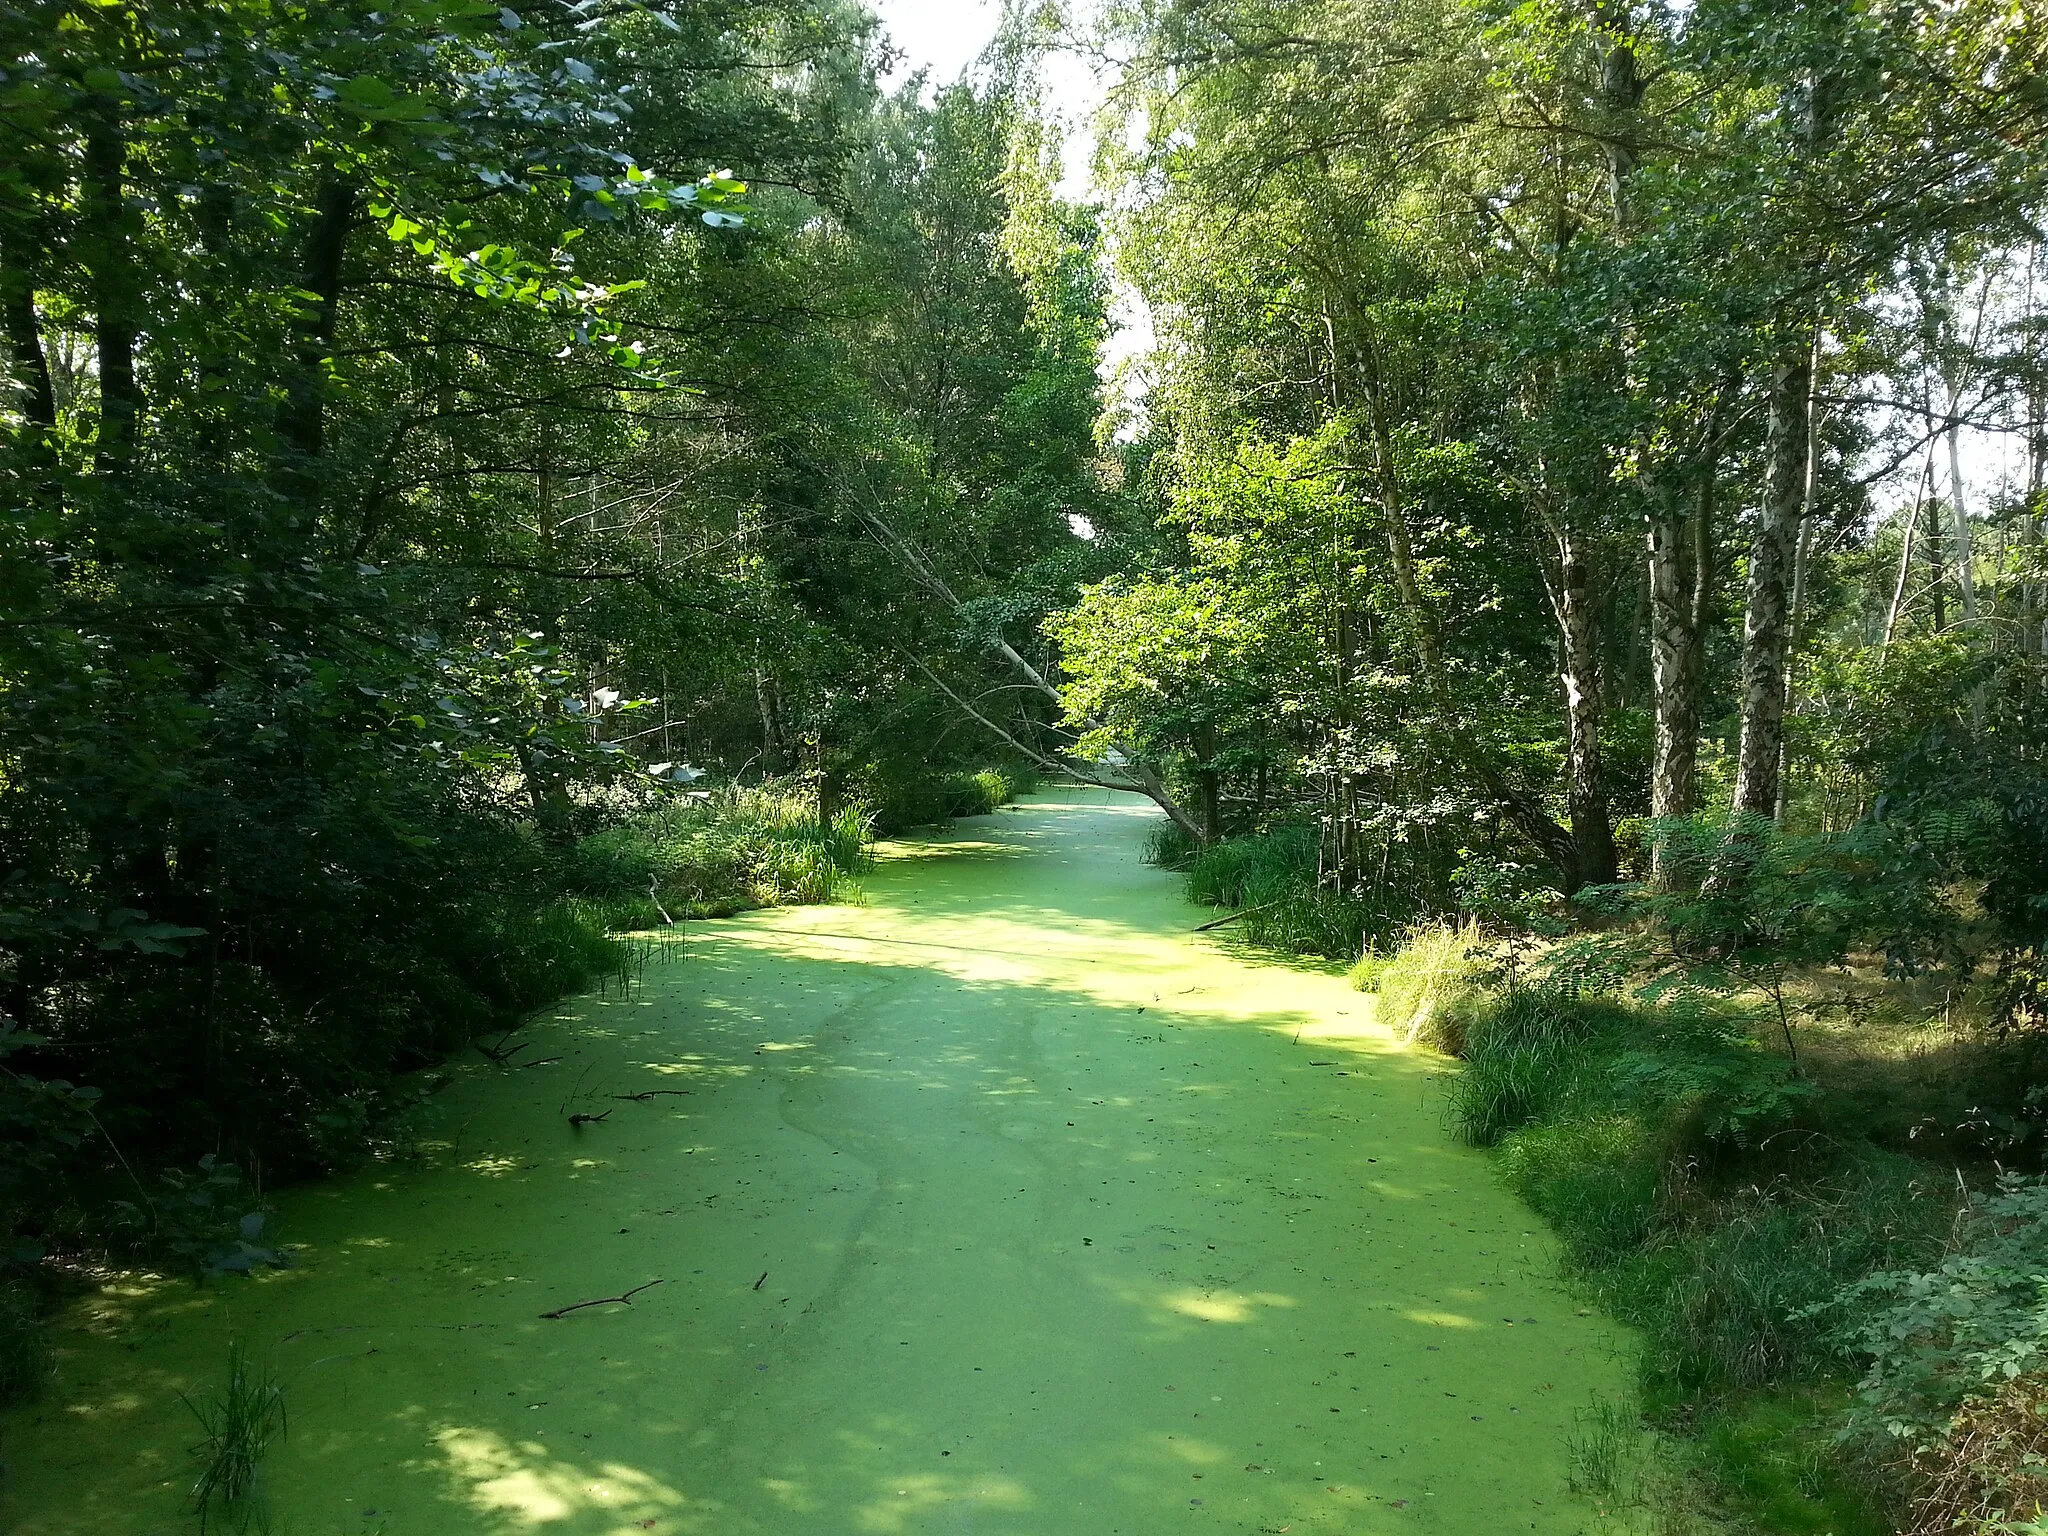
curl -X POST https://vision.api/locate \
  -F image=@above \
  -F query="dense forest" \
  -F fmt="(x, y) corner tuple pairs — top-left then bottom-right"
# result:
(4, 0), (2048, 1530)
(0, 0), (1116, 1254)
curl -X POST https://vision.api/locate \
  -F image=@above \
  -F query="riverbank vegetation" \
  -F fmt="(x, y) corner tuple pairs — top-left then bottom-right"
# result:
(0, 0), (1094, 1395)
(4, 0), (2048, 1528)
(1073, 0), (2048, 1528)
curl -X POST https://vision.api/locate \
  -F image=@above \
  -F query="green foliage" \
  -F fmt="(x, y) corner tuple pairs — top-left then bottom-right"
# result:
(1500, 1114), (1662, 1267)
(944, 769), (1016, 818)
(0, 0), (1112, 1343)
(110, 1156), (288, 1280)
(842, 764), (1022, 835)
(1363, 916), (1962, 1463)
(1832, 1175), (2048, 1453)
(1695, 1390), (1892, 1536)
(0, 1282), (50, 1404)
(1644, 1163), (1947, 1397)
(1144, 821), (1202, 871)
(1351, 921), (1487, 1052)
(1452, 989), (1611, 1146)
(1577, 811), (1968, 1068)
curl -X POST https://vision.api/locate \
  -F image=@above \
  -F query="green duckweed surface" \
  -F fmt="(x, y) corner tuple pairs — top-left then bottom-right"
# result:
(7, 793), (1639, 1535)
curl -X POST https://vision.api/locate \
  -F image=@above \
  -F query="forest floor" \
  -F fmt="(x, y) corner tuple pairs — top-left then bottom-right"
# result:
(7, 793), (1644, 1536)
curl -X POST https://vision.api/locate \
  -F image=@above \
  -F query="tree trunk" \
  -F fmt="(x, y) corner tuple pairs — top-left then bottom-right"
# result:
(0, 234), (60, 503)
(1881, 454), (1930, 656)
(1557, 524), (1618, 886)
(1647, 495), (1695, 819)
(1946, 413), (1978, 622)
(272, 175), (356, 512)
(754, 664), (788, 770)
(1775, 382), (1827, 823)
(1193, 724), (1222, 844)
(1732, 344), (1812, 819)
(83, 117), (139, 479)
(1648, 382), (1730, 842)
(1925, 484), (1949, 632)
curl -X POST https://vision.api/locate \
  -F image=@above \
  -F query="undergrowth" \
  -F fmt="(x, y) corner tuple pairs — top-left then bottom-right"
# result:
(856, 764), (1026, 833)
(568, 783), (873, 922)
(0, 781), (874, 1411)
(1155, 824), (1406, 958)
(1351, 922), (2027, 1535)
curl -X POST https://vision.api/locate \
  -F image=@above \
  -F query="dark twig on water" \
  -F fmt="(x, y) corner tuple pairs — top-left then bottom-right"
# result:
(539, 1279), (665, 1319)
(610, 1090), (692, 1101)
(753, 1271), (768, 1290)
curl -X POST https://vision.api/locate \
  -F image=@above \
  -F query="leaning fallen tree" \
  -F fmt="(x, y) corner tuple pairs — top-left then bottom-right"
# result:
(845, 493), (1208, 843)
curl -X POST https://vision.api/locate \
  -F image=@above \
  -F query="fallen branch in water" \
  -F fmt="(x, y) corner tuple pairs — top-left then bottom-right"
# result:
(476, 1033), (531, 1064)
(1192, 899), (1283, 933)
(539, 1279), (665, 1319)
(610, 1090), (692, 1101)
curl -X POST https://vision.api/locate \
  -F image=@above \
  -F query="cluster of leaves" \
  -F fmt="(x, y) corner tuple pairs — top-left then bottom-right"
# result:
(1830, 1175), (2048, 1453)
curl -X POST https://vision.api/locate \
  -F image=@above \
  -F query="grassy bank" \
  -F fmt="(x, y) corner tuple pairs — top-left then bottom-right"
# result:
(1146, 822), (1412, 958)
(1358, 924), (2048, 1535)
(858, 765), (1027, 835)
(569, 783), (873, 922)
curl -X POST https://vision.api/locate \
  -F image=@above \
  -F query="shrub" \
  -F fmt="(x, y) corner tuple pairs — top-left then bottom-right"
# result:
(942, 768), (1013, 818)
(852, 764), (1020, 833)
(1897, 1372), (2048, 1535)
(0, 1282), (48, 1403)
(1834, 1174), (2048, 1455)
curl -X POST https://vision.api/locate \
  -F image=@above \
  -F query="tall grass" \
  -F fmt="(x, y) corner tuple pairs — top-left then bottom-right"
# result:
(1176, 825), (1398, 959)
(1351, 920), (1488, 1051)
(858, 764), (1024, 832)
(183, 1340), (286, 1531)
(1360, 922), (1964, 1530)
(942, 768), (1015, 818)
(0, 1282), (47, 1403)
(569, 784), (872, 922)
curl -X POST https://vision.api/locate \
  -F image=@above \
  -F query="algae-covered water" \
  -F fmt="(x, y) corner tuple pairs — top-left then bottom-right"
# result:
(6, 793), (1638, 1535)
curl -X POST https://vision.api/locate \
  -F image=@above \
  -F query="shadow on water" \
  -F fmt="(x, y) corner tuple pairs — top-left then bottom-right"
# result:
(7, 792), (1640, 1536)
